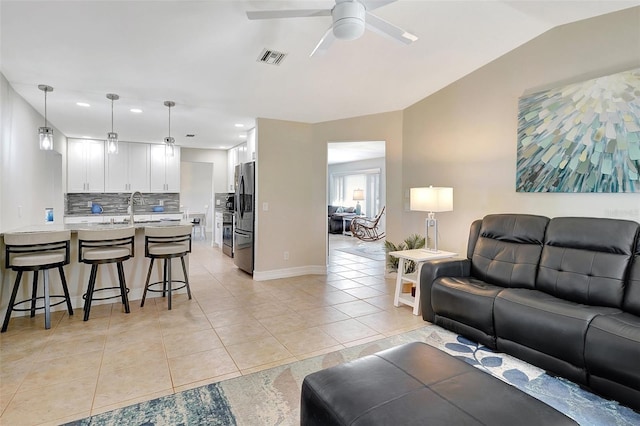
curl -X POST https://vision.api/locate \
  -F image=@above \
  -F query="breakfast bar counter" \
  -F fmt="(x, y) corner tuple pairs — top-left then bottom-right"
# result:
(0, 221), (193, 319)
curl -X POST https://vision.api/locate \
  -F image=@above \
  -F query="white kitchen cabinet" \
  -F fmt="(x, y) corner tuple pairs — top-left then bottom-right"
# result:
(246, 128), (256, 161)
(67, 139), (105, 193)
(105, 142), (150, 192)
(227, 146), (238, 192)
(214, 211), (223, 247)
(226, 143), (248, 192)
(150, 144), (181, 192)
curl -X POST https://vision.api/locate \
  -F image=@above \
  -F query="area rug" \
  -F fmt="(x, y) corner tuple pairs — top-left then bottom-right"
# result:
(65, 325), (640, 426)
(335, 242), (386, 261)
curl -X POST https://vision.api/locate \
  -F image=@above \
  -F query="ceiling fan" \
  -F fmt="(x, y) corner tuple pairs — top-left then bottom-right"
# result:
(246, 0), (418, 57)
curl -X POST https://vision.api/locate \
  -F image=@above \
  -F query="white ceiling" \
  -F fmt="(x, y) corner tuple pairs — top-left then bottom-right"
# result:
(2, 1), (638, 150)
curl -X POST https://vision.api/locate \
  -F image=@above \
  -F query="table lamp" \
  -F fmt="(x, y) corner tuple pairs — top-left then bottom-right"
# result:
(353, 189), (364, 215)
(410, 186), (453, 252)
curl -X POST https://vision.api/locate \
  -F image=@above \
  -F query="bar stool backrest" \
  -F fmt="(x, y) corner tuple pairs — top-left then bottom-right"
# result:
(4, 230), (71, 269)
(78, 227), (135, 262)
(144, 225), (192, 256)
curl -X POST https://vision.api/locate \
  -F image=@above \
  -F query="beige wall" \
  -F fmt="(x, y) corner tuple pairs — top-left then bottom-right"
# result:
(254, 112), (403, 279)
(402, 7), (640, 256)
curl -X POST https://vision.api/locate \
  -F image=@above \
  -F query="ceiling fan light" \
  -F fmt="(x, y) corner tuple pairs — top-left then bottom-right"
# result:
(332, 0), (365, 41)
(333, 18), (365, 40)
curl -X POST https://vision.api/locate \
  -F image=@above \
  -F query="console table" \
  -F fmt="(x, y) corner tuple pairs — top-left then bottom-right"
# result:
(389, 249), (456, 315)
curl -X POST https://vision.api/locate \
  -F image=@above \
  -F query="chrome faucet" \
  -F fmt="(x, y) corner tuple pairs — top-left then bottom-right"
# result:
(129, 191), (144, 224)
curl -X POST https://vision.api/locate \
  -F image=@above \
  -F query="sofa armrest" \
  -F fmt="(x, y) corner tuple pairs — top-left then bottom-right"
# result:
(419, 258), (471, 322)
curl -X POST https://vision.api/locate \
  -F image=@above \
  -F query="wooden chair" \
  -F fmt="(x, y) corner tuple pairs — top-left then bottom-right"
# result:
(350, 206), (386, 241)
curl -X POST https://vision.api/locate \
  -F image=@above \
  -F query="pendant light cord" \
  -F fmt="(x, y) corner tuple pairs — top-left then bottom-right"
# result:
(44, 89), (48, 128)
(111, 98), (114, 132)
(168, 104), (171, 137)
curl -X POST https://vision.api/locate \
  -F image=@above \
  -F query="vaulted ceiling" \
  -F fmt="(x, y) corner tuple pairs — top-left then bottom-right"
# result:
(2, 1), (637, 150)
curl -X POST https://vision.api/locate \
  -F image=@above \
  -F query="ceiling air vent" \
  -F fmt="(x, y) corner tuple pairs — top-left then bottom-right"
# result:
(257, 49), (287, 66)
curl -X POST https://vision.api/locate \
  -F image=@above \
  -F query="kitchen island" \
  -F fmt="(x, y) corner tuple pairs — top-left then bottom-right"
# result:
(0, 220), (192, 319)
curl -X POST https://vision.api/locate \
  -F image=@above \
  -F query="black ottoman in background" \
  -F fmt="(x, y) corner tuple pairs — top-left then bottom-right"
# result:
(300, 342), (577, 426)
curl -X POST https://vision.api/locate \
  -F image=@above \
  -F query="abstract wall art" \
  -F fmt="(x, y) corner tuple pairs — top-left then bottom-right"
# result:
(516, 68), (640, 192)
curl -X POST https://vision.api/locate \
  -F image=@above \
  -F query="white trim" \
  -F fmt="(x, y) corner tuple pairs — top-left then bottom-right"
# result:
(253, 265), (327, 281)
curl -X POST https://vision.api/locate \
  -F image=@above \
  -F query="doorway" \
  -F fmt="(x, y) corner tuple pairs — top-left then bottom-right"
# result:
(327, 141), (386, 253)
(180, 161), (214, 241)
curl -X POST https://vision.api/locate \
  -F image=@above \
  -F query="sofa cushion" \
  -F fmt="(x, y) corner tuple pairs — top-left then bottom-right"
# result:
(470, 214), (549, 289)
(432, 277), (503, 338)
(623, 236), (640, 316)
(494, 289), (619, 368)
(537, 217), (638, 308)
(585, 312), (640, 395)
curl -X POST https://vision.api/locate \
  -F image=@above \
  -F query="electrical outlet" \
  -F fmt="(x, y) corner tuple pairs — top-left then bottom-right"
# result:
(263, 202), (269, 211)
(18, 205), (22, 218)
(284, 251), (289, 260)
(159, 200), (164, 206)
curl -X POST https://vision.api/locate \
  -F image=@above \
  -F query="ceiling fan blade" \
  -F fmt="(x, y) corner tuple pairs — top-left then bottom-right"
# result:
(361, 0), (397, 12)
(246, 9), (331, 20)
(365, 12), (418, 44)
(310, 27), (336, 57)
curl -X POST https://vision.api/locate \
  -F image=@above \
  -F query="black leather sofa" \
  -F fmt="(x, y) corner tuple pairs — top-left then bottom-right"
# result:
(420, 214), (640, 411)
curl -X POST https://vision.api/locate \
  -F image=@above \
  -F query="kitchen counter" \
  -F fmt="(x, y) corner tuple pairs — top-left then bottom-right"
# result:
(0, 221), (193, 320)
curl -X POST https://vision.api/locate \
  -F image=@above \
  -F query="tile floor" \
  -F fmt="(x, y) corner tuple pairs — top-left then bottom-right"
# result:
(0, 234), (424, 425)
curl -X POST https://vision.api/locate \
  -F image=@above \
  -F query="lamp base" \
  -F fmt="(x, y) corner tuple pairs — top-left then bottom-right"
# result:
(424, 213), (439, 252)
(355, 202), (361, 216)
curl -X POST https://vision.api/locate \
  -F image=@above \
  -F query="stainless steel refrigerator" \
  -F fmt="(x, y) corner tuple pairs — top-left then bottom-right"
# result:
(233, 161), (255, 274)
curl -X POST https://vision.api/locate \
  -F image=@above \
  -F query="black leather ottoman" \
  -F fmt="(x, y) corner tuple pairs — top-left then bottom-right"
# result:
(300, 342), (577, 426)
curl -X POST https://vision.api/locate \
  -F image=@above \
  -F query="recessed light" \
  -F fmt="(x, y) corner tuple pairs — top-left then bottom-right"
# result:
(239, 134), (246, 138)
(234, 123), (244, 128)
(76, 102), (90, 107)
(130, 108), (143, 113)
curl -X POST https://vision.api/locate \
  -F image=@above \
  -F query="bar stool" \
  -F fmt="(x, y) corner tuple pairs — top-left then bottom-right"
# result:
(2, 230), (73, 332)
(78, 227), (135, 321)
(141, 224), (192, 310)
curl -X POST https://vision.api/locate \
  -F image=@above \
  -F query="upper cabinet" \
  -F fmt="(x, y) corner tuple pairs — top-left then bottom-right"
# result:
(246, 128), (256, 162)
(67, 139), (105, 193)
(227, 142), (248, 192)
(105, 142), (150, 192)
(150, 144), (181, 192)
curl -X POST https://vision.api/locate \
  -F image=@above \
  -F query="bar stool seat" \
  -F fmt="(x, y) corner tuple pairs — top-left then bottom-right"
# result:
(141, 224), (192, 310)
(2, 230), (73, 332)
(78, 227), (135, 321)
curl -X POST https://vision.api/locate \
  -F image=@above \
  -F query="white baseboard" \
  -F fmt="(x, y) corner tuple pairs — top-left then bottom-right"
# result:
(253, 265), (327, 281)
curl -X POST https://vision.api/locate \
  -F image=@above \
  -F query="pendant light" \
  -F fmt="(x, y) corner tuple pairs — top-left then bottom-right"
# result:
(164, 101), (176, 157)
(38, 84), (54, 150)
(106, 93), (119, 154)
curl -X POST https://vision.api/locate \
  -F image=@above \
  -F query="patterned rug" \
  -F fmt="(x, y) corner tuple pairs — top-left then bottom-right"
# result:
(65, 325), (640, 426)
(335, 242), (386, 261)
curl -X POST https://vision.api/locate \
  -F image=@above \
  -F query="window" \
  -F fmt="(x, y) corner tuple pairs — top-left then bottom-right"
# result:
(330, 168), (381, 217)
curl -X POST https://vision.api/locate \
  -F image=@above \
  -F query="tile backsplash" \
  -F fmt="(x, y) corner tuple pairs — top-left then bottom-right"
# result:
(65, 193), (180, 216)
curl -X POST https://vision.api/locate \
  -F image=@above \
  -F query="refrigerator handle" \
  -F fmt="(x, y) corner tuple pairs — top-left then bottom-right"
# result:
(239, 175), (245, 219)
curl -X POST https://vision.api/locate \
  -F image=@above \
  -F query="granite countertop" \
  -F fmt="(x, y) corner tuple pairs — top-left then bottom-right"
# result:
(1, 220), (192, 236)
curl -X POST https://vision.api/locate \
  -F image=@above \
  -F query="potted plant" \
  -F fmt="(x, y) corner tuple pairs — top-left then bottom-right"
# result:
(384, 234), (426, 273)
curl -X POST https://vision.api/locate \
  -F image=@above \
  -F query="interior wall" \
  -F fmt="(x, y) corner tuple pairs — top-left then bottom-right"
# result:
(0, 73), (65, 233)
(254, 118), (316, 278)
(180, 161), (213, 230)
(402, 7), (640, 256)
(255, 113), (402, 279)
(180, 147), (228, 194)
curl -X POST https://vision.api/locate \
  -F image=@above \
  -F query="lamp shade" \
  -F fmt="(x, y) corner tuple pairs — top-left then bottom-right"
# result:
(410, 187), (453, 212)
(353, 189), (365, 201)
